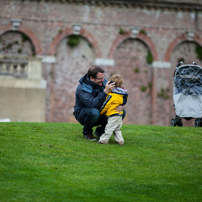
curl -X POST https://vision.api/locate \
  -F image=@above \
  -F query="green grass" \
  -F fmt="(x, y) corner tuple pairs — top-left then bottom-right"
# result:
(0, 123), (202, 202)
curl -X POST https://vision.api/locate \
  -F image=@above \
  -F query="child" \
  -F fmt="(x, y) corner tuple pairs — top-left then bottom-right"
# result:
(97, 74), (128, 145)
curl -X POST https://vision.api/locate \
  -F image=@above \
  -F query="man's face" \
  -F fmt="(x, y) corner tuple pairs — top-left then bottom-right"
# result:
(90, 72), (104, 86)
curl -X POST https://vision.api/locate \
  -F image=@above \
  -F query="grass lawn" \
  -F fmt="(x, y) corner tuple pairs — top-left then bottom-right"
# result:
(0, 122), (202, 202)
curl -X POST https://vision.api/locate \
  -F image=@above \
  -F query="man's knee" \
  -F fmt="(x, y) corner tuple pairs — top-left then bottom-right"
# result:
(80, 108), (100, 124)
(89, 108), (100, 120)
(77, 108), (100, 125)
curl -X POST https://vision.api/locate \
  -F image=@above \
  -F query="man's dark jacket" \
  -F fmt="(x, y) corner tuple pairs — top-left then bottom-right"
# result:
(74, 74), (107, 114)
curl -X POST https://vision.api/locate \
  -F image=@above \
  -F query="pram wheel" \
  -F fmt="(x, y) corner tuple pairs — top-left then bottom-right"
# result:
(171, 118), (177, 126)
(178, 118), (183, 127)
(194, 118), (201, 127)
(171, 118), (183, 127)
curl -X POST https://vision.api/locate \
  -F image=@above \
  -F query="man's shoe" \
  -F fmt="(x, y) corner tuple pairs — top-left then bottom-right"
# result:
(84, 134), (96, 141)
(94, 131), (102, 138)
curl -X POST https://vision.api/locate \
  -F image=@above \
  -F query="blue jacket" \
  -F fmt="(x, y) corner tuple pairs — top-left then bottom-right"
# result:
(74, 74), (108, 113)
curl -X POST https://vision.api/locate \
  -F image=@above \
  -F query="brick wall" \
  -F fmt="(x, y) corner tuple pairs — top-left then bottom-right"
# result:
(0, 0), (202, 126)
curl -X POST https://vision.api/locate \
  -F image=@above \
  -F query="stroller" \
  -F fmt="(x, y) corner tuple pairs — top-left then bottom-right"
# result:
(171, 61), (202, 127)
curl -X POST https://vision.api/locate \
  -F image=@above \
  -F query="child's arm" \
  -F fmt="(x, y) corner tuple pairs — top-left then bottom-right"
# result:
(122, 93), (128, 105)
(100, 95), (114, 115)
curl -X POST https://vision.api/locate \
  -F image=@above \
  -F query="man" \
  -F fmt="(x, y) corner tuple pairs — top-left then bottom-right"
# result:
(73, 66), (125, 141)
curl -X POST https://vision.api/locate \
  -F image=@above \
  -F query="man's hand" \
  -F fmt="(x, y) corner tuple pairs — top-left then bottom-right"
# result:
(104, 81), (115, 94)
(115, 105), (124, 113)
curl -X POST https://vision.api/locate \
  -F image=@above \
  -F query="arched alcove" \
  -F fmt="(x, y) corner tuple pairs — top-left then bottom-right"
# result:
(0, 24), (42, 55)
(49, 28), (101, 58)
(0, 31), (35, 56)
(50, 34), (96, 122)
(111, 37), (154, 125)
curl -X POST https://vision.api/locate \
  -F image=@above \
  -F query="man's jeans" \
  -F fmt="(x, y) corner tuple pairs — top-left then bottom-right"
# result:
(74, 108), (126, 136)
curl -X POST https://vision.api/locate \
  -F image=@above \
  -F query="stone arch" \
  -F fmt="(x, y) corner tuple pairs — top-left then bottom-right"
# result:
(0, 24), (42, 55)
(48, 27), (101, 57)
(164, 33), (202, 62)
(108, 32), (158, 61)
(108, 32), (156, 125)
(47, 27), (99, 123)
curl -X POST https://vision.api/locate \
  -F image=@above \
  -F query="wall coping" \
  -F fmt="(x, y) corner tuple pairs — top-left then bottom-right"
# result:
(24, 0), (202, 10)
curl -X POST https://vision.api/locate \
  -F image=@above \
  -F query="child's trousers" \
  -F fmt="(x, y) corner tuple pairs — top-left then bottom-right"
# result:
(99, 116), (124, 144)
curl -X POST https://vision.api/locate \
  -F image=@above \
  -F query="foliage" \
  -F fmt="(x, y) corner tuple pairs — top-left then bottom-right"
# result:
(67, 35), (81, 47)
(0, 122), (202, 202)
(18, 48), (22, 53)
(88, 42), (92, 48)
(134, 67), (140, 73)
(195, 45), (202, 60)
(58, 29), (63, 34)
(178, 57), (184, 63)
(22, 33), (30, 43)
(6, 43), (12, 49)
(148, 82), (152, 91)
(140, 85), (147, 92)
(119, 27), (125, 35)
(158, 88), (169, 99)
(146, 51), (154, 64)
(32, 46), (36, 56)
(139, 29), (147, 35)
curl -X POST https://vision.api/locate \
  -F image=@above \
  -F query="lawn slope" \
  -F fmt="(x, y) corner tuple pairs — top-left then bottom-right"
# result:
(0, 123), (202, 202)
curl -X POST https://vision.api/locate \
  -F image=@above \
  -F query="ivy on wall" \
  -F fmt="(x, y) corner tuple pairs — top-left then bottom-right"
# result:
(140, 83), (152, 93)
(148, 82), (152, 91)
(134, 67), (140, 73)
(195, 45), (202, 60)
(139, 29), (147, 35)
(22, 33), (30, 43)
(158, 88), (169, 99)
(178, 58), (184, 63)
(146, 51), (154, 64)
(140, 86), (147, 92)
(119, 27), (126, 35)
(67, 35), (81, 47)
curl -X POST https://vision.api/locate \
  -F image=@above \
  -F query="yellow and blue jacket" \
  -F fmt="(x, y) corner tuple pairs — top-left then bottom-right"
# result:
(100, 87), (128, 117)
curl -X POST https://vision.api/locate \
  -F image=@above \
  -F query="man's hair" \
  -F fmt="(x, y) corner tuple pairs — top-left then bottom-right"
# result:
(87, 66), (105, 79)
(110, 74), (123, 87)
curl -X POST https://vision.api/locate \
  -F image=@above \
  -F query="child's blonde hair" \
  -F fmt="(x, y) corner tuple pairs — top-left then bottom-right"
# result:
(110, 74), (123, 87)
